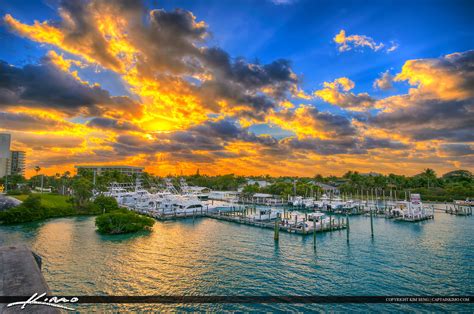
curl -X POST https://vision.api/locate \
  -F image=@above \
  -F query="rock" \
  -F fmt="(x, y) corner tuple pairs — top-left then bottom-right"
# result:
(0, 195), (22, 211)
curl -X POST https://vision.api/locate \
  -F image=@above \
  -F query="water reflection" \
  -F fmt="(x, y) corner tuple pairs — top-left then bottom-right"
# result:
(0, 213), (472, 311)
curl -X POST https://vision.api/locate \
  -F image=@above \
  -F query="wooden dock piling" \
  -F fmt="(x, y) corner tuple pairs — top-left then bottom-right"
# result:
(274, 217), (280, 241)
(370, 209), (374, 238)
(346, 213), (350, 243)
(313, 219), (317, 250)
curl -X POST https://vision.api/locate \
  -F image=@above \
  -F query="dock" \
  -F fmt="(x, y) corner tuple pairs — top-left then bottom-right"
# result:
(130, 206), (347, 235)
(205, 210), (347, 235)
(445, 205), (473, 216)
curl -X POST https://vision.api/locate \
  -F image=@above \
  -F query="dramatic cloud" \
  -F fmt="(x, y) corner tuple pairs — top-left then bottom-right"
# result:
(4, 0), (298, 127)
(314, 77), (375, 111)
(370, 50), (474, 143)
(0, 58), (140, 117)
(373, 71), (394, 90)
(0, 111), (73, 131)
(333, 29), (398, 53)
(87, 117), (141, 131)
(268, 105), (357, 138)
(1, 1), (472, 176)
(439, 143), (474, 157)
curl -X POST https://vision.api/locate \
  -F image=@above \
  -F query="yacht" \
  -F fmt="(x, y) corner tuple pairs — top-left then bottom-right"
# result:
(314, 194), (330, 209)
(390, 194), (434, 221)
(245, 208), (280, 221)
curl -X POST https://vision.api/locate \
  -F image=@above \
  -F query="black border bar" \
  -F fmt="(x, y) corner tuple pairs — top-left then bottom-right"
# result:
(0, 296), (472, 304)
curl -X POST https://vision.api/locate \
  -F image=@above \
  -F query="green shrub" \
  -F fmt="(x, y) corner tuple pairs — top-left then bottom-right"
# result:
(0, 194), (45, 224)
(93, 195), (120, 213)
(6, 189), (22, 195)
(0, 194), (100, 225)
(95, 211), (155, 234)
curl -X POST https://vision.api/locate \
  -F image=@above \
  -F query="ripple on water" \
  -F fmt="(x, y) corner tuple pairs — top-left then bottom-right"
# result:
(0, 213), (473, 311)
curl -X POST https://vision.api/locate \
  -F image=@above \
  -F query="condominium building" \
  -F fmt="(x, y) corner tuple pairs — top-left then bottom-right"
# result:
(74, 165), (144, 176)
(10, 151), (26, 176)
(0, 134), (11, 178)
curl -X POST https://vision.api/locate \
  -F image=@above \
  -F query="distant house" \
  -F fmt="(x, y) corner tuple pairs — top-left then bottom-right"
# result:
(245, 193), (284, 205)
(187, 186), (211, 194)
(208, 190), (240, 201)
(246, 179), (270, 188)
(74, 165), (144, 176)
(361, 172), (382, 177)
(313, 182), (339, 194)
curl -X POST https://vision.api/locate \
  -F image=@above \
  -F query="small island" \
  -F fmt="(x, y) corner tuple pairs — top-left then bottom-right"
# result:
(95, 209), (155, 235)
(0, 192), (155, 235)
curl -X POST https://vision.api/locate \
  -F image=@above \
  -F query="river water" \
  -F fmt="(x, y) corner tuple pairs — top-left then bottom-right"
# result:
(0, 212), (472, 312)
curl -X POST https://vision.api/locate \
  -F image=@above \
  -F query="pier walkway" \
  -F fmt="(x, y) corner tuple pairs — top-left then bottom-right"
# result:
(0, 245), (59, 313)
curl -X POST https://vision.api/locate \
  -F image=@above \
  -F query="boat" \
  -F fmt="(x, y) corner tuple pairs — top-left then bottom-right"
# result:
(390, 194), (434, 221)
(288, 196), (315, 208)
(314, 194), (330, 209)
(248, 208), (279, 221)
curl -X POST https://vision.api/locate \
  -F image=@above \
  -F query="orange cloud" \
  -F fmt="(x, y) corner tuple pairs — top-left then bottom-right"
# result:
(1, 2), (472, 177)
(314, 77), (375, 111)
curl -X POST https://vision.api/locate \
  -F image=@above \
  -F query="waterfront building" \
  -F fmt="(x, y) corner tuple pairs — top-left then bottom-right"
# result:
(10, 151), (26, 176)
(246, 179), (270, 188)
(0, 134), (11, 178)
(208, 190), (240, 202)
(74, 165), (144, 176)
(313, 182), (339, 194)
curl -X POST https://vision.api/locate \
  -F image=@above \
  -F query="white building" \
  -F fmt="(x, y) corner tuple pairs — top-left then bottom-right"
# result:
(208, 190), (240, 202)
(313, 182), (339, 194)
(246, 179), (270, 188)
(0, 134), (11, 178)
(75, 165), (144, 176)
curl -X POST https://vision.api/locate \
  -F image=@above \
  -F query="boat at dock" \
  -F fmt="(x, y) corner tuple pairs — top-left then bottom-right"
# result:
(288, 196), (315, 208)
(247, 208), (280, 221)
(389, 194), (434, 221)
(314, 194), (330, 209)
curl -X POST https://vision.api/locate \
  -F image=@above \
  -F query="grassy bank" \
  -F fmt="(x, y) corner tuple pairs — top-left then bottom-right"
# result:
(0, 194), (100, 224)
(12, 193), (73, 210)
(1, 194), (155, 235)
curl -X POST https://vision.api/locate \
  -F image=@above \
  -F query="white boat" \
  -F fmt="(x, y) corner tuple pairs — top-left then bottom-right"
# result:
(329, 196), (345, 209)
(314, 194), (330, 208)
(390, 194), (434, 221)
(289, 196), (315, 208)
(284, 211), (334, 231)
(307, 212), (331, 224)
(248, 208), (279, 221)
(342, 199), (357, 211)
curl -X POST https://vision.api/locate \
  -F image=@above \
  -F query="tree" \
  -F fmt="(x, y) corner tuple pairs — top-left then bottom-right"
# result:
(242, 184), (260, 197)
(72, 178), (93, 207)
(93, 195), (120, 213)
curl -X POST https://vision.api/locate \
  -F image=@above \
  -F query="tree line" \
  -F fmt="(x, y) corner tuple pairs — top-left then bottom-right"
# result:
(1, 168), (472, 202)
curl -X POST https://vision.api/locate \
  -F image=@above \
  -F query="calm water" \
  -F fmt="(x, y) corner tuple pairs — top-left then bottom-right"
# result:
(0, 212), (473, 312)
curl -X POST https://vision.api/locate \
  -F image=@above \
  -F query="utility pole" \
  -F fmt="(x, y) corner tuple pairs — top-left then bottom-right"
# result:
(4, 173), (8, 193)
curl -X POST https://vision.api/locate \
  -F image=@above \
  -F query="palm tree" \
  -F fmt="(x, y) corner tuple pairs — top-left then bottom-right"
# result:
(34, 166), (41, 190)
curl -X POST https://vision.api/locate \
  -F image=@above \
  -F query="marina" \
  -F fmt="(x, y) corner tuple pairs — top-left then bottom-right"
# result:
(102, 179), (442, 231)
(0, 212), (472, 312)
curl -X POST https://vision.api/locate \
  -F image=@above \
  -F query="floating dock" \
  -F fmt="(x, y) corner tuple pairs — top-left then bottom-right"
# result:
(130, 206), (347, 235)
(445, 205), (473, 216)
(205, 210), (347, 235)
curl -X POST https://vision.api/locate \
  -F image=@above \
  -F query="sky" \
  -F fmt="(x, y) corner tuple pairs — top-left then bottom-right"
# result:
(0, 0), (473, 177)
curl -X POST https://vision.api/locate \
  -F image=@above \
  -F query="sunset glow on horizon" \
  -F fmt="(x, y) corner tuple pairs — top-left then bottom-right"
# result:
(0, 0), (472, 178)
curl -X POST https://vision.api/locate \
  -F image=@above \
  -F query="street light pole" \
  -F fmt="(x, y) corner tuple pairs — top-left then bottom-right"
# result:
(4, 173), (7, 194)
